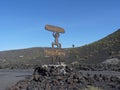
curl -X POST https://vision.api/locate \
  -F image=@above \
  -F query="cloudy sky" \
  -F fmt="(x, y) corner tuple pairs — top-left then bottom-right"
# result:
(0, 0), (120, 51)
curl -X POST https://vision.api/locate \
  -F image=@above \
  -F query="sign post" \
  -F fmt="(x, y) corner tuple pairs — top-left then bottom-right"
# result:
(44, 24), (65, 64)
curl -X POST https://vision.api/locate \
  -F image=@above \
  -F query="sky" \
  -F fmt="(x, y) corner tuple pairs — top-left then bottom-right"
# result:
(0, 0), (120, 51)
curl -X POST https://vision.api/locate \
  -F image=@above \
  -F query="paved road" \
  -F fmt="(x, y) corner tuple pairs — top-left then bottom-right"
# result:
(0, 69), (33, 90)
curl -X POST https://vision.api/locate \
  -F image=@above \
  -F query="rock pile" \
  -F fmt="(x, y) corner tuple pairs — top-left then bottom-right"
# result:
(8, 65), (120, 90)
(28, 66), (86, 90)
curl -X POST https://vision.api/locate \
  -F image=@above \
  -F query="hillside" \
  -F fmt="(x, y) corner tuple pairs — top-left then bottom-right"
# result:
(0, 47), (66, 68)
(0, 29), (120, 68)
(68, 29), (120, 64)
(0, 47), (45, 68)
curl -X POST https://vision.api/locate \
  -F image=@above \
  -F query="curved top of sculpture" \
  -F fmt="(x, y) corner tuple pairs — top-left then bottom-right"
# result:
(45, 24), (65, 33)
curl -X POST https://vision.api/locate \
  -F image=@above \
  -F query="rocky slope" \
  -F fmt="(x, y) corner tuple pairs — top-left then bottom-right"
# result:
(67, 29), (120, 64)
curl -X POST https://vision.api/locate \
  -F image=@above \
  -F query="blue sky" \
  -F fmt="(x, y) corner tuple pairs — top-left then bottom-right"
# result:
(0, 0), (120, 51)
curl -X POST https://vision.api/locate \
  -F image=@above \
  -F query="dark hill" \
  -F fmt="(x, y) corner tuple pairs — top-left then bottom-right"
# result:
(0, 29), (120, 68)
(0, 47), (47, 68)
(67, 29), (120, 64)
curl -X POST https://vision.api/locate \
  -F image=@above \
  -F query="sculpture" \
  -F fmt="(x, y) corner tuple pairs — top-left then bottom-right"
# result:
(45, 24), (65, 48)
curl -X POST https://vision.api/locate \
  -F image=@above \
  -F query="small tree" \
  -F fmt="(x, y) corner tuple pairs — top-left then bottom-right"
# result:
(72, 44), (75, 48)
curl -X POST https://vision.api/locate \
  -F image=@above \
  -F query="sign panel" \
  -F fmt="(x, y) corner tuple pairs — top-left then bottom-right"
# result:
(45, 24), (65, 33)
(44, 48), (65, 57)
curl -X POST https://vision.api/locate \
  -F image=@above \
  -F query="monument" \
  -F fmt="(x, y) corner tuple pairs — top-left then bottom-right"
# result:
(44, 24), (65, 64)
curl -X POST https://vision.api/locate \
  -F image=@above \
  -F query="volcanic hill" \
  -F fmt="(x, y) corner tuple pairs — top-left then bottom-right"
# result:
(0, 29), (120, 68)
